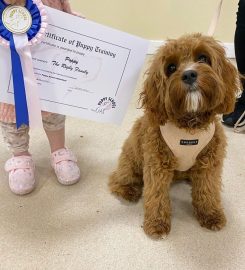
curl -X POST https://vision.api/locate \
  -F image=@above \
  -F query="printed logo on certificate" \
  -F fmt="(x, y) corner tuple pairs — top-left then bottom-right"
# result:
(0, 7), (149, 125)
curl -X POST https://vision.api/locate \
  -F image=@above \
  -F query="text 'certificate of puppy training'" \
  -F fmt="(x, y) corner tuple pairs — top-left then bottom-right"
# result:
(0, 7), (149, 125)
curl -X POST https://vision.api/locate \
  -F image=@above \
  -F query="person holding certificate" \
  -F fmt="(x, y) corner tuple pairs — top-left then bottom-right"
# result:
(222, 0), (245, 131)
(0, 0), (81, 195)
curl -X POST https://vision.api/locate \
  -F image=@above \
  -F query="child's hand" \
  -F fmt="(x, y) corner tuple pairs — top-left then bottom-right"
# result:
(4, 0), (26, 6)
(71, 11), (86, 19)
(62, 1), (86, 19)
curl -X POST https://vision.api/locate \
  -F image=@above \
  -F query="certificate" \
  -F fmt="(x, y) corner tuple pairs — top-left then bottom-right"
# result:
(0, 6), (149, 124)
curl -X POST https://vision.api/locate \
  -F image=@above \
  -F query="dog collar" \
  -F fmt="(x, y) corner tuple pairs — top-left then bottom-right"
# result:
(160, 122), (215, 171)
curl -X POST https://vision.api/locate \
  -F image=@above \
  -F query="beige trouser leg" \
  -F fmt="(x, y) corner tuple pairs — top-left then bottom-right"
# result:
(1, 114), (66, 155)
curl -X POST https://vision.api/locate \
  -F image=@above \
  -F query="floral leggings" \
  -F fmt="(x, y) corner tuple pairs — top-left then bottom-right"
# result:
(1, 114), (65, 155)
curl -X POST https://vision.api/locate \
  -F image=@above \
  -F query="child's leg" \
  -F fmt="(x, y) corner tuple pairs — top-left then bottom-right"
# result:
(42, 113), (80, 185)
(0, 122), (30, 156)
(1, 122), (35, 195)
(42, 113), (66, 153)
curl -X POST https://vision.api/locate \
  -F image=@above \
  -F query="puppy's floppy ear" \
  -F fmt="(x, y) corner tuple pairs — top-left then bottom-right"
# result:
(216, 58), (240, 114)
(209, 41), (240, 114)
(140, 47), (168, 125)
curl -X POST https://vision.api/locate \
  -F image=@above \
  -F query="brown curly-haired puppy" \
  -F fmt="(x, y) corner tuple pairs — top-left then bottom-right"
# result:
(109, 33), (239, 238)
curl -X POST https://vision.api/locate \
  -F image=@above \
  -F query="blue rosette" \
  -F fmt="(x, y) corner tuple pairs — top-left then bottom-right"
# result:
(0, 0), (48, 128)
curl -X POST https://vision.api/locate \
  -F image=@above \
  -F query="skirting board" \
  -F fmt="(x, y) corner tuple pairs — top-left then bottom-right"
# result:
(148, 40), (235, 59)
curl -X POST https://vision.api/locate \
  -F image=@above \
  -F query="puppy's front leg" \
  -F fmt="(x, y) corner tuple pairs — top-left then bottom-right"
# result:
(191, 146), (226, 231)
(143, 165), (174, 238)
(191, 128), (227, 231)
(191, 166), (226, 231)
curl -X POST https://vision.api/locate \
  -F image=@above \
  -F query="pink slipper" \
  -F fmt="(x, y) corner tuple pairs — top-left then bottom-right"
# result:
(5, 156), (35, 195)
(51, 148), (80, 185)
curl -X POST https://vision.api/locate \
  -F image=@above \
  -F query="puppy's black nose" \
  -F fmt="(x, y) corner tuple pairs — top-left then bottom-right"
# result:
(182, 70), (198, 85)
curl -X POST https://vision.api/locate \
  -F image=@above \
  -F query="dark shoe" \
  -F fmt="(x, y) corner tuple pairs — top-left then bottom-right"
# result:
(234, 111), (245, 133)
(222, 94), (245, 127)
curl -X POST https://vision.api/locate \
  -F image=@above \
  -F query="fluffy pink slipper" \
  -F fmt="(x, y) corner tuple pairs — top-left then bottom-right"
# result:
(51, 148), (80, 185)
(5, 156), (35, 195)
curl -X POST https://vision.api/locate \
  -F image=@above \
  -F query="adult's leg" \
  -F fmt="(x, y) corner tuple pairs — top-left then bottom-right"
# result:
(222, 0), (245, 127)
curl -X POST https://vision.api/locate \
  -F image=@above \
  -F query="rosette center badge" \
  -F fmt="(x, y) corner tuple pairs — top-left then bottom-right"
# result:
(2, 5), (32, 34)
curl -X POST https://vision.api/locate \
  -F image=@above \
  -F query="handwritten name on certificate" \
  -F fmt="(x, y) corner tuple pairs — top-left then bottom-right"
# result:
(0, 7), (149, 125)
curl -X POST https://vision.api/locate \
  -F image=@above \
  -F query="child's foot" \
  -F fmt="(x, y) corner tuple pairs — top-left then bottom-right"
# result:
(51, 148), (80, 185)
(5, 156), (35, 195)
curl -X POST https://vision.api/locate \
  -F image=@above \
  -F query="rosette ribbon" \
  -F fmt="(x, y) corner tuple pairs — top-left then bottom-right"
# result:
(0, 0), (48, 128)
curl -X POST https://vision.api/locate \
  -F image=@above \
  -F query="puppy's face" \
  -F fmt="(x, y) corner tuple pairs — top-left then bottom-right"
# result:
(141, 34), (239, 126)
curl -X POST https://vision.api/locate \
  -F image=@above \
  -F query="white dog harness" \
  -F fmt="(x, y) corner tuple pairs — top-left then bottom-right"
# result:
(160, 122), (215, 171)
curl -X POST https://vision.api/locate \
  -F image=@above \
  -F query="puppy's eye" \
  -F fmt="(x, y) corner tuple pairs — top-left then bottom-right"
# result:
(197, 54), (209, 64)
(166, 64), (177, 76)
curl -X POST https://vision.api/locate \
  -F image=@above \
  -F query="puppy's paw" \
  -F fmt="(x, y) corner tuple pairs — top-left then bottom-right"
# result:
(196, 209), (226, 231)
(143, 217), (171, 239)
(109, 182), (143, 202)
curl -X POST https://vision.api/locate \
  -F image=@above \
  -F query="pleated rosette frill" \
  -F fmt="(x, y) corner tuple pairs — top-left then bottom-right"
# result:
(0, 0), (48, 128)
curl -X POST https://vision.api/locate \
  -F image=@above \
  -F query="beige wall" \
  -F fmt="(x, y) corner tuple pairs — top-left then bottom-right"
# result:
(70, 0), (238, 42)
